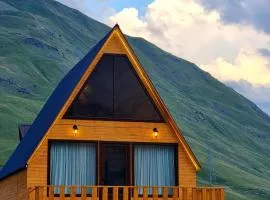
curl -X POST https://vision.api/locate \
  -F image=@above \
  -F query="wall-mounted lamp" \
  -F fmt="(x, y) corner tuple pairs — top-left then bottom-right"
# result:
(153, 128), (158, 138)
(73, 125), (78, 136)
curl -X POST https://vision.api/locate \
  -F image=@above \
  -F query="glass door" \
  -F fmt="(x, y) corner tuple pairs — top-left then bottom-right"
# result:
(100, 143), (130, 186)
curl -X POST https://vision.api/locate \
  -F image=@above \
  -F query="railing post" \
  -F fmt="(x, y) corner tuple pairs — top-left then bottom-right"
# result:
(113, 187), (118, 200)
(143, 187), (148, 200)
(123, 187), (129, 200)
(221, 188), (225, 200)
(173, 187), (178, 200)
(133, 187), (138, 200)
(163, 187), (169, 200)
(81, 186), (87, 200)
(33, 186), (39, 200)
(102, 187), (108, 200)
(92, 186), (98, 200)
(153, 187), (158, 200)
(59, 186), (65, 200)
(211, 188), (216, 200)
(202, 188), (207, 200)
(70, 186), (76, 200)
(48, 185), (54, 200)
(192, 188), (197, 200)
(182, 187), (187, 200)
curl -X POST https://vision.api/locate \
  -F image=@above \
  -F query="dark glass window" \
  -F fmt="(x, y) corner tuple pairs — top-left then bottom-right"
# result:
(64, 55), (114, 119)
(114, 55), (162, 121)
(64, 54), (164, 122)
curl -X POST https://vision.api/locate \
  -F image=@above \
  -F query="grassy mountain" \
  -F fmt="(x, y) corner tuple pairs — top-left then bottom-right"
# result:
(0, 0), (270, 199)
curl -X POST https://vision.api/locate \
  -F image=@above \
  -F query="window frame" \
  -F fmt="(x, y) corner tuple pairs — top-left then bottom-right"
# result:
(63, 53), (164, 122)
(47, 140), (178, 197)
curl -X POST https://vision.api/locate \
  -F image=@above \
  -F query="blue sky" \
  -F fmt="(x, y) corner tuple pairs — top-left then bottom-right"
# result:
(57, 0), (270, 116)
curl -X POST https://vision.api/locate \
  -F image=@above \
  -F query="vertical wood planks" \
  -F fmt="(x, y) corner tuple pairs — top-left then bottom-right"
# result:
(28, 185), (225, 200)
(163, 187), (169, 200)
(123, 187), (129, 200)
(133, 187), (138, 200)
(192, 188), (197, 200)
(153, 187), (158, 200)
(143, 187), (148, 200)
(102, 187), (108, 200)
(48, 185), (54, 200)
(36, 186), (44, 200)
(113, 187), (118, 200)
(92, 186), (98, 200)
(202, 188), (207, 200)
(221, 188), (225, 200)
(70, 186), (76, 200)
(182, 187), (187, 200)
(59, 186), (65, 200)
(173, 187), (178, 200)
(211, 188), (216, 200)
(81, 186), (87, 200)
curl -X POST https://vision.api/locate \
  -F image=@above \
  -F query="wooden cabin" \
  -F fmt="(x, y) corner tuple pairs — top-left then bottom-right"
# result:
(0, 25), (224, 200)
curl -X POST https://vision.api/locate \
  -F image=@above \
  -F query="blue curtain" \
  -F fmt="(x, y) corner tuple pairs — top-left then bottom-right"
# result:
(134, 144), (175, 194)
(50, 142), (96, 194)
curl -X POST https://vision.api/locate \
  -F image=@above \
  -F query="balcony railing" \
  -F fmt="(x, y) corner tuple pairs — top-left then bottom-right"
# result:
(29, 185), (225, 200)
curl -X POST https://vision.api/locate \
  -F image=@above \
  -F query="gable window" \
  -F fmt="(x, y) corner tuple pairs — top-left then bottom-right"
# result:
(64, 54), (164, 122)
(50, 142), (96, 194)
(134, 144), (176, 194)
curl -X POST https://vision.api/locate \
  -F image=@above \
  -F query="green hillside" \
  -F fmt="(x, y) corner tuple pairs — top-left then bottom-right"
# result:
(0, 0), (270, 199)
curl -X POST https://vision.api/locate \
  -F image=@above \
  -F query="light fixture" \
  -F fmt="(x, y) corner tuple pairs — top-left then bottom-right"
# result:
(73, 125), (78, 136)
(153, 128), (158, 138)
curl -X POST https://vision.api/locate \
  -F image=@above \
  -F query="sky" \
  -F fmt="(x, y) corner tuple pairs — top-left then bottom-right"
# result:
(57, 0), (270, 116)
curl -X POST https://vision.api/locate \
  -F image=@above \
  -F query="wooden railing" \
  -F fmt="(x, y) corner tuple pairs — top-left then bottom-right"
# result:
(29, 186), (225, 200)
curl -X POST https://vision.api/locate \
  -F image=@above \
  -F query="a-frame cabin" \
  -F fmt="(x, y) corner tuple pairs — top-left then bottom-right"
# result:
(0, 25), (224, 200)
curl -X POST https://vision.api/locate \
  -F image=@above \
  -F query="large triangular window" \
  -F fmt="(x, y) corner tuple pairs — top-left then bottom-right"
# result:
(64, 54), (164, 122)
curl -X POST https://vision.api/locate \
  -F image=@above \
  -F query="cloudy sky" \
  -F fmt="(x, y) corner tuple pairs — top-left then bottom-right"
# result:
(57, 0), (270, 116)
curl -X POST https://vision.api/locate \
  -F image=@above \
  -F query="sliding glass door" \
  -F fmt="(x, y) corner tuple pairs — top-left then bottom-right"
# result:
(134, 144), (176, 194)
(49, 141), (177, 195)
(50, 142), (96, 193)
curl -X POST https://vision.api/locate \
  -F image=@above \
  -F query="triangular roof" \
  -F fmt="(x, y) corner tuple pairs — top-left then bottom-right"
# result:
(0, 25), (200, 180)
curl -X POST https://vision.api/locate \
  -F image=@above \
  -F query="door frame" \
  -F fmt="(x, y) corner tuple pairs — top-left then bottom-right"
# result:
(98, 142), (131, 186)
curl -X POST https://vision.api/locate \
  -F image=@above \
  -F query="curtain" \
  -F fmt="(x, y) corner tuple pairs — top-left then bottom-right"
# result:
(134, 144), (175, 194)
(50, 142), (96, 194)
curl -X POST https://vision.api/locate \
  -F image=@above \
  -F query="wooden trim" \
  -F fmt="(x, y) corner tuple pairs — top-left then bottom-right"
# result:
(46, 140), (178, 188)
(63, 53), (164, 123)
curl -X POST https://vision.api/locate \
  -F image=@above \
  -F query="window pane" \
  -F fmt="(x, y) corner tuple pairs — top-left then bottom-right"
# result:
(134, 144), (176, 194)
(64, 54), (164, 122)
(114, 55), (163, 121)
(50, 142), (96, 194)
(64, 55), (114, 119)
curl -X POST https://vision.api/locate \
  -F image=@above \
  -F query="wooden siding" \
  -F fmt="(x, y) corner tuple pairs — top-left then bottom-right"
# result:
(26, 27), (197, 198)
(0, 170), (27, 200)
(27, 27), (199, 170)
(27, 120), (181, 189)
(178, 144), (196, 187)
(27, 120), (196, 199)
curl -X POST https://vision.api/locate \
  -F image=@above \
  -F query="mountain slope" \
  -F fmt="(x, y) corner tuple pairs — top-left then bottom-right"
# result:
(0, 0), (270, 199)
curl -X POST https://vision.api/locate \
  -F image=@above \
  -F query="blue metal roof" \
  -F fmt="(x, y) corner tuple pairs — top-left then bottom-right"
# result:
(0, 26), (115, 180)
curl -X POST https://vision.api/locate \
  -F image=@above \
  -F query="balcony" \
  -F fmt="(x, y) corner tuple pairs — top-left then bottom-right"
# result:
(29, 185), (225, 200)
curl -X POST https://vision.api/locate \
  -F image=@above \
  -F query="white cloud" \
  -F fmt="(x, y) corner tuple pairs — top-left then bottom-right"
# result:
(201, 48), (270, 84)
(107, 0), (270, 85)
